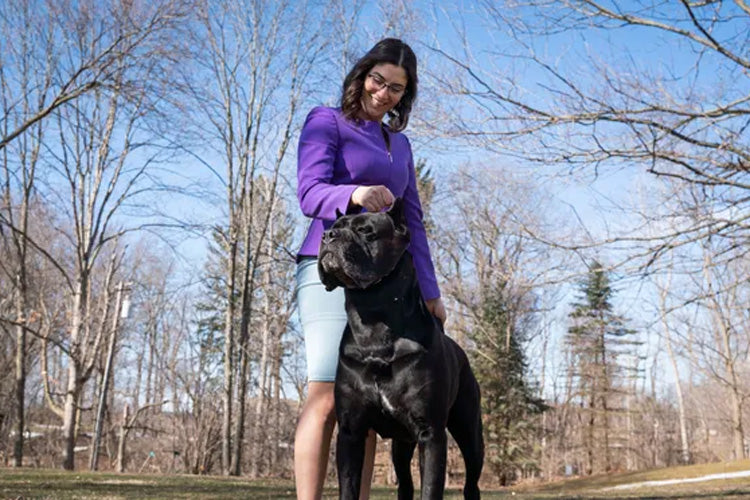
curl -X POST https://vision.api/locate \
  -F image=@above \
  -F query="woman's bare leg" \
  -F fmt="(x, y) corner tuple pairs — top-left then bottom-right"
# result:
(360, 429), (377, 499)
(295, 382), (336, 500)
(294, 382), (378, 500)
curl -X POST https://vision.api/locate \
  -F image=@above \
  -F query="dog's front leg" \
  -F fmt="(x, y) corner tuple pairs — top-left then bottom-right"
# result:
(336, 426), (367, 500)
(418, 428), (448, 500)
(392, 439), (417, 500)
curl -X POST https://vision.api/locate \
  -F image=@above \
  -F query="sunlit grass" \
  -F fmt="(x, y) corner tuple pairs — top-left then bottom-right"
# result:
(2, 460), (750, 499)
(525, 458), (750, 493)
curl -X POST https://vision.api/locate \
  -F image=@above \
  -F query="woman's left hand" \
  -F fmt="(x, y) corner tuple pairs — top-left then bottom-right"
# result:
(425, 297), (447, 326)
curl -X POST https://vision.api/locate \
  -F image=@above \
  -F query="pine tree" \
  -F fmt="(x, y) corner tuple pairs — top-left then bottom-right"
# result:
(567, 261), (640, 474)
(471, 280), (547, 485)
(414, 158), (435, 234)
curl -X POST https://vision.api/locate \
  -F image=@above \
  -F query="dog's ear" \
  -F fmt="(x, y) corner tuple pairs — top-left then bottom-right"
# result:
(335, 207), (345, 219)
(387, 198), (409, 239)
(387, 198), (406, 226)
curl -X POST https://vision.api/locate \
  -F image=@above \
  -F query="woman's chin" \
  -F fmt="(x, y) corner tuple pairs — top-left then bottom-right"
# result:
(360, 100), (389, 122)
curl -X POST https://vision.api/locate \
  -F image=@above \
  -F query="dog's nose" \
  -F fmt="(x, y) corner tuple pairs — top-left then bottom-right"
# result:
(322, 229), (340, 244)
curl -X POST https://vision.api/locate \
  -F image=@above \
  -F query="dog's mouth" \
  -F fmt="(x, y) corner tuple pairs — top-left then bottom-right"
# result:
(319, 250), (381, 290)
(319, 251), (357, 289)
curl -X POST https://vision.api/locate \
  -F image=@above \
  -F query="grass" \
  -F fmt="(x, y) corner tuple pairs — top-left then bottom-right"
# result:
(1, 460), (750, 499)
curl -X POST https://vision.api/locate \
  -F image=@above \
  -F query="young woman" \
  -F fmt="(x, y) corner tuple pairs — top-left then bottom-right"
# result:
(294, 38), (445, 500)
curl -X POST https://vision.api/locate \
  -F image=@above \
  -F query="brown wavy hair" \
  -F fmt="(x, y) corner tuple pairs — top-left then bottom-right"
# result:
(341, 38), (418, 132)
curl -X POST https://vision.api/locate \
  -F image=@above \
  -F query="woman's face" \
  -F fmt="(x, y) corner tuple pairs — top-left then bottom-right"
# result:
(359, 63), (408, 122)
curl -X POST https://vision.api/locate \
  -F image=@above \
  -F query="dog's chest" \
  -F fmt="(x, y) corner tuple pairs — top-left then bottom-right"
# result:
(360, 343), (425, 420)
(340, 335), (431, 438)
(374, 381), (398, 415)
(366, 376), (417, 440)
(351, 336), (425, 386)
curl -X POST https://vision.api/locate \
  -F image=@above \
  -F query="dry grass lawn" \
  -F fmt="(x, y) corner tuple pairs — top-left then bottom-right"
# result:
(1, 460), (749, 499)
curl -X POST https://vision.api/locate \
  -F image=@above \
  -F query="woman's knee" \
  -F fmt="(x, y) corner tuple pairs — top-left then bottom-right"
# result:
(301, 383), (336, 425)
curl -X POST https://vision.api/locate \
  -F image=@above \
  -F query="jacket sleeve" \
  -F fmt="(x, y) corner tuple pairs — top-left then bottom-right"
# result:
(402, 138), (441, 301)
(297, 107), (358, 220)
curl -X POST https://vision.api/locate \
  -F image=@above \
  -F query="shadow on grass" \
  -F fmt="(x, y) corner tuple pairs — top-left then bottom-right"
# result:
(2, 469), (750, 499)
(0, 469), (298, 499)
(2, 483), (297, 500)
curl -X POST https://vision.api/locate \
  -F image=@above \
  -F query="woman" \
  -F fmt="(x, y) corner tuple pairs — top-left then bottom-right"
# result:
(294, 38), (446, 500)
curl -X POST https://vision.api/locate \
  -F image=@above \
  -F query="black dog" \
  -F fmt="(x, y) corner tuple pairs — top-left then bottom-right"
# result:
(318, 199), (484, 500)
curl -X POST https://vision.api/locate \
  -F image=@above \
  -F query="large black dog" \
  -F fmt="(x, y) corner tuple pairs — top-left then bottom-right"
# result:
(318, 199), (484, 500)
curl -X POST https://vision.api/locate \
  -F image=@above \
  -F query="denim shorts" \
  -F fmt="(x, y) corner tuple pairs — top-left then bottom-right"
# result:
(296, 258), (347, 382)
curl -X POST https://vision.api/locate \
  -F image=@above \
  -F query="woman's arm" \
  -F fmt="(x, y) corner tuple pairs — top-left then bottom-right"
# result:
(401, 138), (441, 302)
(297, 107), (358, 219)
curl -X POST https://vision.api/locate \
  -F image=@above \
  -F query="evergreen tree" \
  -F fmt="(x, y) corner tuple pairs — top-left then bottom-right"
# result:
(194, 225), (239, 358)
(414, 158), (435, 234)
(567, 261), (640, 475)
(471, 280), (547, 485)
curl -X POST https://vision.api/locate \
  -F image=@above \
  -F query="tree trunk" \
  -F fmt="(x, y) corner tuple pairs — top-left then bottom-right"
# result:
(249, 325), (270, 477)
(145, 323), (156, 406)
(271, 342), (281, 473)
(586, 393), (595, 475)
(62, 283), (86, 470)
(664, 323), (690, 464)
(597, 321), (611, 473)
(61, 366), (81, 470)
(12, 144), (33, 467)
(730, 385), (746, 459)
(133, 350), (143, 410)
(230, 219), (255, 476)
(90, 282), (124, 470)
(231, 341), (250, 476)
(116, 405), (129, 473)
(250, 219), (275, 478)
(13, 282), (27, 467)
(222, 238), (238, 474)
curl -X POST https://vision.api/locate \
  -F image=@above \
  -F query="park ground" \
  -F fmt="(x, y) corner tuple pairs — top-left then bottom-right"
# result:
(1, 459), (750, 499)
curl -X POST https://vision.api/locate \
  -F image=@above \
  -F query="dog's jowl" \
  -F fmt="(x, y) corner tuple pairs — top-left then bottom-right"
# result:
(319, 198), (484, 500)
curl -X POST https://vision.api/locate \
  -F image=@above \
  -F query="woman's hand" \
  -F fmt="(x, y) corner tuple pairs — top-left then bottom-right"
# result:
(351, 185), (395, 212)
(425, 297), (447, 326)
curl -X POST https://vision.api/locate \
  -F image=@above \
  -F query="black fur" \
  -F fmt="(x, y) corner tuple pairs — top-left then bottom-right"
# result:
(318, 199), (484, 500)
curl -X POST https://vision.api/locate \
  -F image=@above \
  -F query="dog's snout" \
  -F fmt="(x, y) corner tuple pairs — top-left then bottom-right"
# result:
(322, 228), (340, 244)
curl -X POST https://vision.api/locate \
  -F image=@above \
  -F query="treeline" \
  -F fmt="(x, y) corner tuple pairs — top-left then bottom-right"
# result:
(1, 0), (749, 486)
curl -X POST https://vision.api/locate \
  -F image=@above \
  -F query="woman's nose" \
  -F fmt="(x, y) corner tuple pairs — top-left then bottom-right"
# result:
(372, 85), (390, 99)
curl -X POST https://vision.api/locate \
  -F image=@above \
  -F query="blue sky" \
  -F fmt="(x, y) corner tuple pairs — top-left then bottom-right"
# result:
(115, 0), (750, 401)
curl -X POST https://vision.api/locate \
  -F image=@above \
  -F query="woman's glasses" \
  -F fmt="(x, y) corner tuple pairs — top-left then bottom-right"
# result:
(367, 73), (406, 96)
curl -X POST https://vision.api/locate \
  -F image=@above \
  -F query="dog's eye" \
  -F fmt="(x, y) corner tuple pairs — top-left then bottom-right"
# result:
(356, 226), (378, 241)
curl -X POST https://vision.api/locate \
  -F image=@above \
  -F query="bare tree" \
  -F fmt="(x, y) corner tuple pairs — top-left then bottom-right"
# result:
(246, 178), (297, 477)
(431, 1), (750, 269)
(0, 0), (57, 467)
(0, 0), (189, 152)
(432, 167), (561, 482)
(654, 256), (691, 464)
(694, 241), (748, 460)
(182, 0), (324, 475)
(1, 0), (190, 469)
(328, 0), (368, 82)
(427, 2), (750, 472)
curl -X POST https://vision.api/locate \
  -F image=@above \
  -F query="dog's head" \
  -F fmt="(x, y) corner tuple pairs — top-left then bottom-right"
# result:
(318, 198), (410, 291)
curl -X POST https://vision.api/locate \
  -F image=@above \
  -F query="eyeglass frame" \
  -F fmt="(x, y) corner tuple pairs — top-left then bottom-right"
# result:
(366, 72), (407, 97)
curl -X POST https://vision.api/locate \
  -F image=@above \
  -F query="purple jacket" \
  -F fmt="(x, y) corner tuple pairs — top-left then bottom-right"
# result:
(296, 106), (440, 300)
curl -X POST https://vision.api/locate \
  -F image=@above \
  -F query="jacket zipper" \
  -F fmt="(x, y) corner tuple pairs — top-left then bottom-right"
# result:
(381, 123), (392, 164)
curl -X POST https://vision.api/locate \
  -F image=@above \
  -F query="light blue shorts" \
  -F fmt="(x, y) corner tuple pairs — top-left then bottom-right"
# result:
(296, 258), (347, 382)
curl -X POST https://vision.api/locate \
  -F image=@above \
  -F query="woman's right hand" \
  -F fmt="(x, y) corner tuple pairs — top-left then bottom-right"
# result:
(351, 185), (395, 212)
